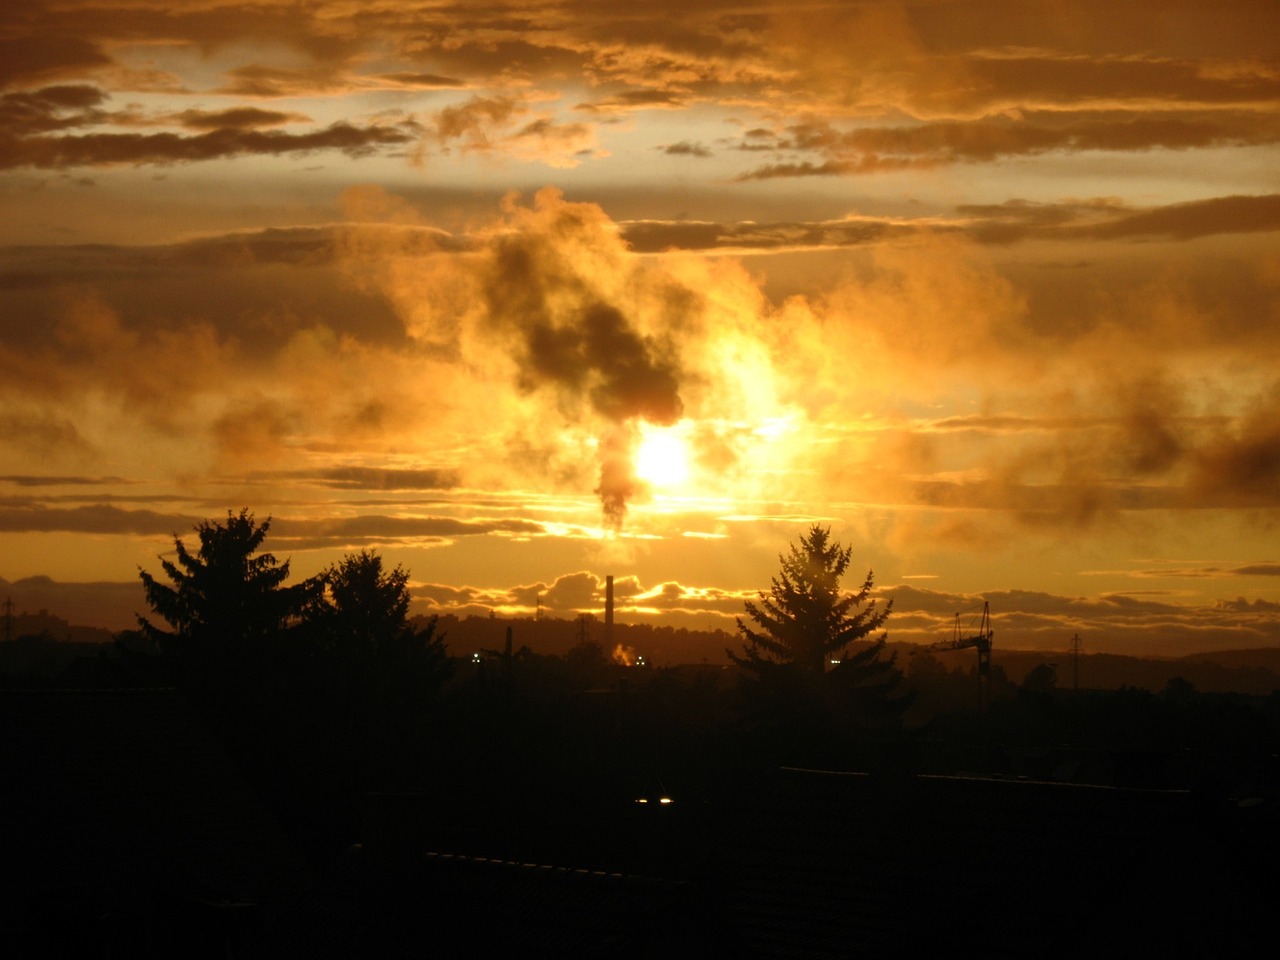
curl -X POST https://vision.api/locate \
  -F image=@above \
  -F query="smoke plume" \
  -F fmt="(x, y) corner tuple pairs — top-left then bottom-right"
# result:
(474, 189), (685, 527)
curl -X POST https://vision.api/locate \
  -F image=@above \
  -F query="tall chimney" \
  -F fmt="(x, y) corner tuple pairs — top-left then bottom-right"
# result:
(605, 575), (614, 648)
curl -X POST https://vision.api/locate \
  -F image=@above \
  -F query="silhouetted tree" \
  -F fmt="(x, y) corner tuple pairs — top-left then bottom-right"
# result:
(1021, 661), (1058, 694)
(138, 508), (317, 663)
(729, 526), (909, 755)
(315, 549), (412, 656)
(731, 524), (893, 675)
(309, 549), (451, 704)
(1161, 675), (1197, 704)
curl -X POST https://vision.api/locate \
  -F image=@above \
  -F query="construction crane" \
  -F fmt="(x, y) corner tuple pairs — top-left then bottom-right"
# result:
(930, 601), (994, 715)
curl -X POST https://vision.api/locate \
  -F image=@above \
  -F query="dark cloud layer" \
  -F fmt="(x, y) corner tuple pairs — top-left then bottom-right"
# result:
(0, 502), (544, 549)
(734, 111), (1280, 180)
(0, 504), (200, 535)
(5, 120), (415, 169)
(0, 83), (416, 170)
(270, 467), (462, 491)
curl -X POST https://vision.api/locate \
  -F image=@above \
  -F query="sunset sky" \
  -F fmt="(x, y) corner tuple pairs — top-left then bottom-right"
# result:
(2, 1), (1279, 657)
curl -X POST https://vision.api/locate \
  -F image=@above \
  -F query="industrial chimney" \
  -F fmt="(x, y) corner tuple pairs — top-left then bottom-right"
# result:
(605, 575), (614, 648)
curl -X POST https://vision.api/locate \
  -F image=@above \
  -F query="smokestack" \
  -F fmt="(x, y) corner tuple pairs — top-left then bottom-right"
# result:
(605, 575), (614, 648)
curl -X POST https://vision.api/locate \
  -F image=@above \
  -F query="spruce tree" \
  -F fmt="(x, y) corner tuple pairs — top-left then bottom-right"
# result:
(138, 508), (315, 660)
(730, 524), (908, 725)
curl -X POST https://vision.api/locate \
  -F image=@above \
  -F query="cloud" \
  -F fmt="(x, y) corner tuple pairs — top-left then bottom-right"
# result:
(218, 64), (356, 98)
(0, 412), (96, 461)
(210, 397), (298, 468)
(375, 72), (466, 90)
(479, 191), (686, 524)
(1079, 193), (1280, 241)
(580, 89), (689, 114)
(0, 475), (128, 488)
(618, 196), (1280, 253)
(951, 192), (1280, 247)
(355, 187), (712, 526)
(433, 95), (522, 145)
(733, 111), (1280, 179)
(0, 85), (109, 134)
(428, 94), (600, 168)
(175, 106), (312, 131)
(0, 504), (199, 535)
(1187, 384), (1280, 507)
(620, 215), (908, 253)
(5, 3), (1276, 188)
(1119, 563), (1280, 580)
(1, 3), (1278, 662)
(0, 84), (416, 170)
(3, 187), (1277, 541)
(735, 160), (860, 180)
(0, 37), (111, 89)
(511, 571), (602, 612)
(434, 570), (753, 623)
(0, 502), (544, 550)
(660, 141), (712, 157)
(768, 4), (1280, 121)
(267, 515), (546, 551)
(3, 120), (416, 169)
(1233, 564), (1280, 577)
(264, 467), (462, 491)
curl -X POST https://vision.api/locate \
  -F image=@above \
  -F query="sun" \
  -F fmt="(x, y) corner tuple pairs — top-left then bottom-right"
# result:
(635, 424), (691, 490)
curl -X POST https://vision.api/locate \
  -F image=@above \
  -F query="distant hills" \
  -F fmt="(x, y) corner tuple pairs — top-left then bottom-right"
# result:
(427, 614), (1280, 697)
(4, 608), (1279, 696)
(3, 607), (115, 645)
(969, 646), (1280, 697)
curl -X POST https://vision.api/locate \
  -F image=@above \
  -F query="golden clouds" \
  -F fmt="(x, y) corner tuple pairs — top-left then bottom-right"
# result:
(429, 94), (601, 168)
(2, 2), (1280, 654)
(0, 90), (416, 168)
(6, 2), (1275, 180)
(3, 187), (1279, 536)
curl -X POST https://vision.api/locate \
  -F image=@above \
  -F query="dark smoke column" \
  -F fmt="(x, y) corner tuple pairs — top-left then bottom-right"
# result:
(523, 302), (684, 529)
(595, 426), (638, 530)
(481, 213), (685, 530)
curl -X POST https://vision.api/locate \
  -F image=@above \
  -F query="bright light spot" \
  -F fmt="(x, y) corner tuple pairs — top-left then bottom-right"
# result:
(754, 415), (797, 440)
(635, 424), (690, 489)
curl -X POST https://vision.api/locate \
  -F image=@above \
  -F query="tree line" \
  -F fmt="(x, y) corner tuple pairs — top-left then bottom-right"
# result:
(110, 511), (917, 863)
(60, 509), (1278, 868)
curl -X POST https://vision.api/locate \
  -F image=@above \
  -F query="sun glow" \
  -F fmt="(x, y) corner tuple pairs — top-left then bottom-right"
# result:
(635, 424), (691, 490)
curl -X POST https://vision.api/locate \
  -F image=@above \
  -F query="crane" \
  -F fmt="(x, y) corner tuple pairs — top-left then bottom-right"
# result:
(930, 601), (994, 715)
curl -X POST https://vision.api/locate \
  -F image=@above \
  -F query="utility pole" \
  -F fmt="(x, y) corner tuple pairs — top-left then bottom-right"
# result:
(2, 596), (13, 643)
